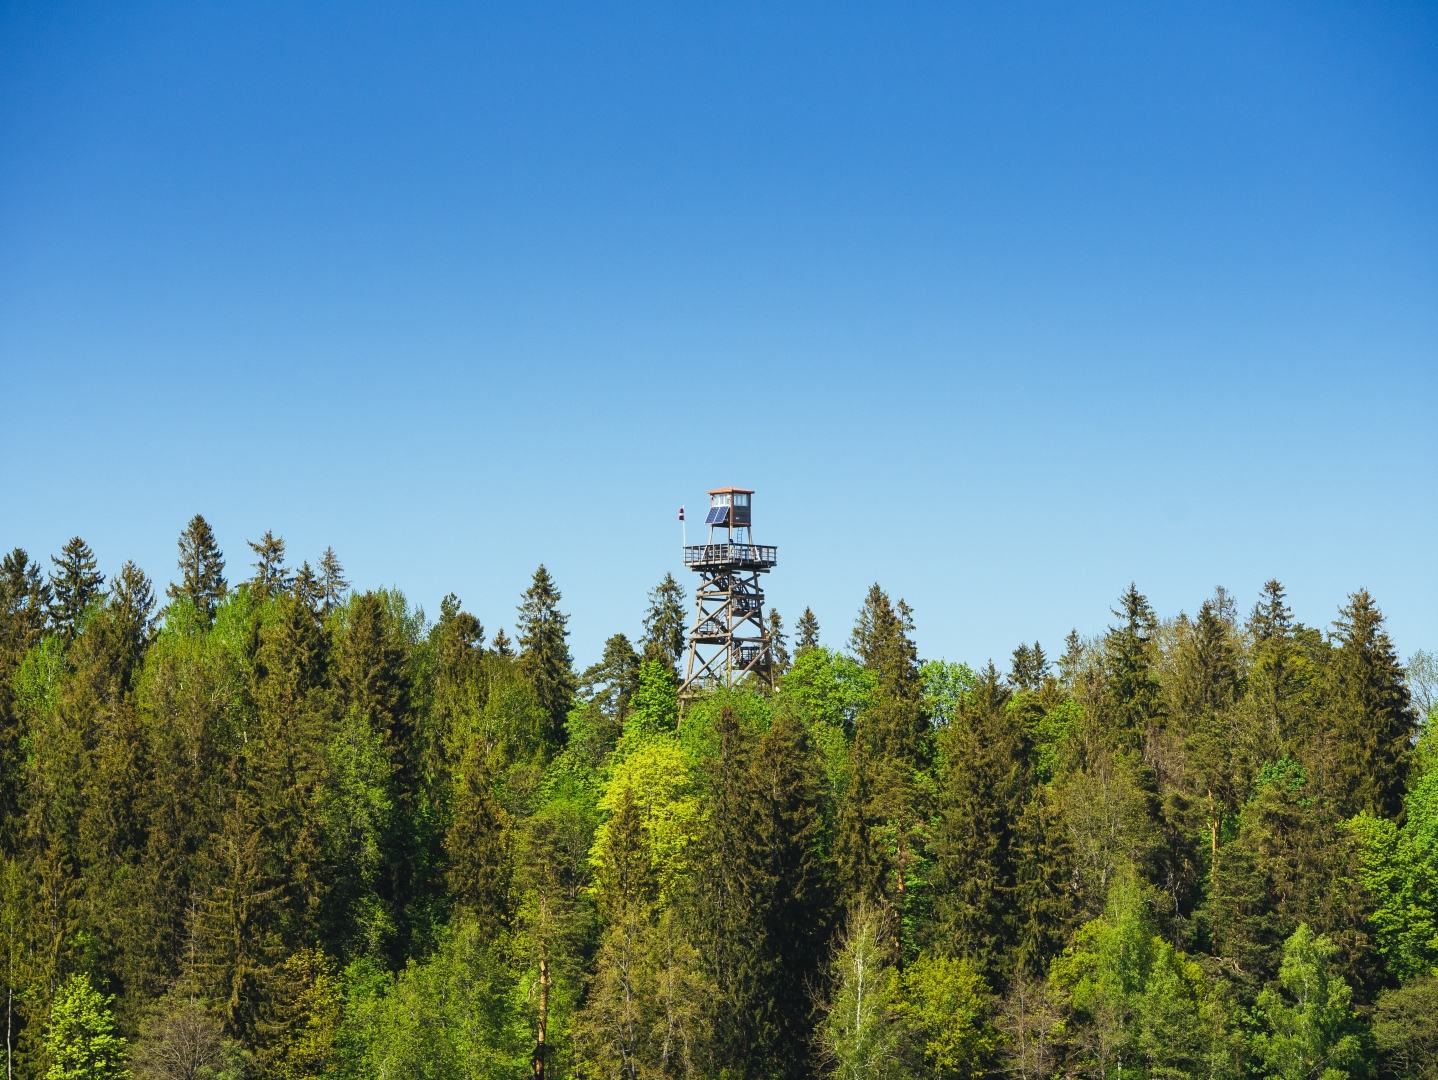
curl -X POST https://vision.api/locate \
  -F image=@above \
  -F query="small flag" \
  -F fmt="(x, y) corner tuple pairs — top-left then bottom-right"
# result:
(678, 507), (685, 522)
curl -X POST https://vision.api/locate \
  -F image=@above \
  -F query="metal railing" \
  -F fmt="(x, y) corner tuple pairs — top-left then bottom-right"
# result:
(682, 543), (778, 568)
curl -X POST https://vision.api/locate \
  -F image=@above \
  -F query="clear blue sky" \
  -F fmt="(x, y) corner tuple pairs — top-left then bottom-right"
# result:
(2, 2), (1434, 670)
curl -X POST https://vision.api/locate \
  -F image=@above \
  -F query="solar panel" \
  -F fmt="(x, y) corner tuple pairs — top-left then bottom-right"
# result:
(705, 506), (729, 525)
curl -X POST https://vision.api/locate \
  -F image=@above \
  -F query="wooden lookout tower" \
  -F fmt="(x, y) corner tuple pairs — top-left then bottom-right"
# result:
(679, 487), (779, 699)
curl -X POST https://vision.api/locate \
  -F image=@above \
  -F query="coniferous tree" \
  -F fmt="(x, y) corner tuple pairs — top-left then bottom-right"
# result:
(0, 549), (49, 847)
(1103, 584), (1164, 747)
(928, 664), (1028, 983)
(850, 585), (926, 767)
(578, 634), (641, 722)
(1009, 643), (1049, 693)
(491, 628), (513, 658)
(767, 608), (790, 676)
(444, 747), (513, 937)
(318, 547), (348, 617)
(742, 707), (832, 1080)
(165, 514), (227, 623)
(795, 607), (820, 653)
(641, 573), (688, 672)
(1325, 590), (1415, 820)
(516, 566), (577, 749)
(1011, 783), (1076, 978)
(49, 537), (105, 640)
(245, 531), (291, 603)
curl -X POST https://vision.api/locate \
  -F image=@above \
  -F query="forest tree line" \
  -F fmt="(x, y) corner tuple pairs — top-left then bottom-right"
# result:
(0, 513), (1435, 1080)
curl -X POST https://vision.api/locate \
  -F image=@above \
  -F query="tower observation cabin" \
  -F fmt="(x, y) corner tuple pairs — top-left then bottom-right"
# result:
(680, 487), (778, 699)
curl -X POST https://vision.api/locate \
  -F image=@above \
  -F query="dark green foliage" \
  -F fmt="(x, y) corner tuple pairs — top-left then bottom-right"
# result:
(640, 572), (687, 671)
(245, 530), (291, 602)
(929, 665), (1029, 984)
(165, 514), (227, 623)
(795, 606), (819, 653)
(49, 536), (105, 640)
(768, 607), (790, 676)
(516, 565), (577, 749)
(1325, 590), (1416, 820)
(4, 527), (1432, 1080)
(1103, 583), (1165, 746)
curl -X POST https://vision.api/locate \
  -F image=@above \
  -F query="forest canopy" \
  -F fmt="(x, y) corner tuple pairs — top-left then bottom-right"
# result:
(1, 515), (1435, 1080)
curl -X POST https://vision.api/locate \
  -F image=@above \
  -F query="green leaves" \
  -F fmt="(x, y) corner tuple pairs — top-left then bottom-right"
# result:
(1253, 924), (1366, 1080)
(42, 974), (126, 1080)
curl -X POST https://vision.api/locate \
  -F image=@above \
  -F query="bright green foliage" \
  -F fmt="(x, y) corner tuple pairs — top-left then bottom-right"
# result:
(342, 922), (528, 1080)
(1253, 924), (1366, 1080)
(891, 952), (996, 1080)
(920, 659), (976, 729)
(1348, 766), (1438, 981)
(621, 659), (679, 743)
(819, 905), (901, 1080)
(7, 530), (1437, 1080)
(42, 974), (126, 1080)
(780, 647), (874, 733)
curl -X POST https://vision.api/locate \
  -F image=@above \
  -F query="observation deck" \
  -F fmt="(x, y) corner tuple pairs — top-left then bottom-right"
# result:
(682, 542), (778, 571)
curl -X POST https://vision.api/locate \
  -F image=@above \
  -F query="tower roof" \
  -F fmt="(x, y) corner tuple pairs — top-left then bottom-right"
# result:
(706, 486), (754, 495)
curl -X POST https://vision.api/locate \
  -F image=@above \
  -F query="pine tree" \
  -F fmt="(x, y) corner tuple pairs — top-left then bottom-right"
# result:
(641, 573), (688, 672)
(49, 537), (105, 640)
(767, 608), (790, 676)
(166, 514), (227, 623)
(245, 531), (291, 603)
(318, 547), (348, 616)
(1325, 590), (1415, 820)
(291, 561), (323, 613)
(795, 607), (820, 653)
(516, 566), (577, 749)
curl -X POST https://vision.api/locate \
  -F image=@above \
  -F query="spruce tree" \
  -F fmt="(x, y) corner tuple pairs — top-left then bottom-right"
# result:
(850, 585), (926, 767)
(1325, 590), (1415, 820)
(795, 607), (820, 653)
(166, 514), (227, 623)
(246, 531), (291, 603)
(640, 572), (688, 672)
(1102, 584), (1165, 746)
(767, 608), (790, 676)
(1009, 642), (1049, 692)
(578, 634), (640, 721)
(491, 628), (513, 658)
(516, 566), (577, 749)
(743, 707), (832, 1079)
(0, 549), (49, 847)
(444, 746), (513, 937)
(49, 536), (105, 639)
(1011, 783), (1076, 978)
(318, 546), (348, 616)
(928, 664), (1028, 983)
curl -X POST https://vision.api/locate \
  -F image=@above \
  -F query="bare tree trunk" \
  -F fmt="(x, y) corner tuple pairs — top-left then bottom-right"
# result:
(533, 952), (549, 1080)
